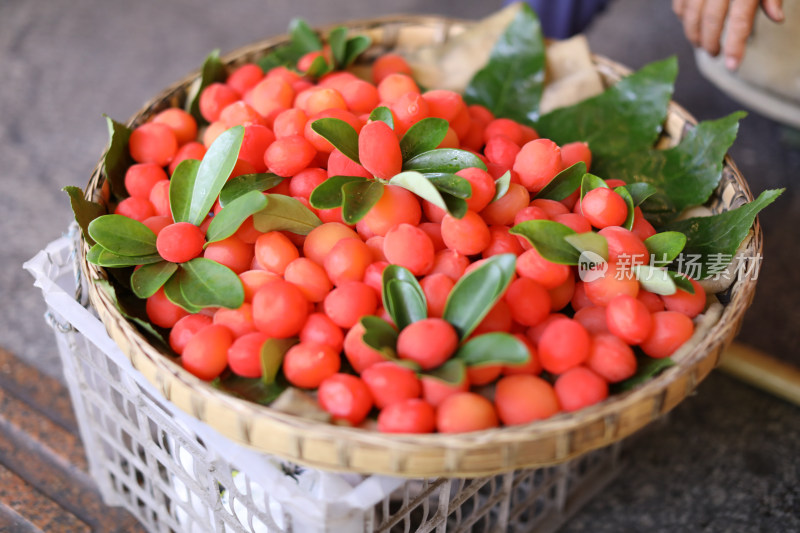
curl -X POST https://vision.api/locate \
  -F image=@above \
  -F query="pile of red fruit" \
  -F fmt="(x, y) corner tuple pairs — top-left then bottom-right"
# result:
(109, 51), (703, 434)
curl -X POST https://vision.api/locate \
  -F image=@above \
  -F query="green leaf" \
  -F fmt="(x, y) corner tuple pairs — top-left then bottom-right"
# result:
(64, 186), (106, 246)
(389, 171), (467, 218)
(491, 170), (512, 203)
(186, 49), (226, 124)
(341, 180), (384, 224)
(130, 261), (178, 299)
(252, 194), (322, 235)
(399, 117), (449, 161)
(645, 231), (686, 267)
(289, 18), (323, 55)
(579, 173), (608, 199)
(219, 173), (283, 207)
(596, 112), (746, 223)
(164, 270), (202, 313)
(187, 125), (244, 225)
(422, 359), (466, 386)
(261, 338), (298, 385)
(633, 265), (676, 295)
(205, 190), (268, 245)
(304, 55), (332, 78)
(455, 332), (530, 367)
(536, 57), (677, 156)
(614, 186), (636, 230)
(667, 271), (696, 294)
(180, 258), (244, 309)
(328, 26), (348, 68)
(169, 159), (200, 224)
(402, 148), (487, 174)
(360, 315), (398, 359)
(95, 279), (171, 349)
(256, 18), (323, 72)
(661, 189), (783, 278)
(343, 35), (371, 67)
(86, 245), (162, 268)
(311, 118), (360, 164)
(535, 162), (585, 201)
(368, 106), (394, 129)
(509, 220), (579, 265)
(103, 115), (134, 199)
(212, 373), (286, 405)
(382, 265), (427, 330)
(443, 254), (516, 340)
(564, 232), (609, 262)
(88, 214), (157, 256)
(464, 4), (545, 125)
(615, 356), (675, 392)
(426, 173), (472, 199)
(309, 176), (369, 209)
(625, 182), (658, 207)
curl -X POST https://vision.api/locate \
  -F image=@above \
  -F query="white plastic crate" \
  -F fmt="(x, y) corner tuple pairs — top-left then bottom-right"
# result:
(25, 227), (622, 533)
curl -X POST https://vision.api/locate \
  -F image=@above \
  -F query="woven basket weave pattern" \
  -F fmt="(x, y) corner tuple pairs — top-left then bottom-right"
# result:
(81, 16), (762, 478)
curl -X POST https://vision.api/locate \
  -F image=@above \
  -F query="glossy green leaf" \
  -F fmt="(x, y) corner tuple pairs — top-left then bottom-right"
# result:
(327, 26), (348, 68)
(206, 190), (268, 245)
(596, 112), (746, 224)
(645, 231), (686, 267)
(212, 373), (286, 404)
(289, 18), (322, 55)
(389, 171), (465, 218)
(625, 182), (658, 207)
(360, 315), (398, 359)
(103, 115), (134, 199)
(180, 258), (244, 309)
(440, 194), (469, 219)
(661, 189), (783, 278)
(615, 356), (675, 392)
(402, 148), (487, 174)
(163, 270), (202, 313)
(187, 126), (244, 225)
(535, 162), (586, 201)
(422, 359), (466, 386)
(261, 338), (298, 385)
(252, 194), (322, 235)
(633, 265), (676, 295)
(492, 170), (511, 202)
(614, 186), (636, 230)
(304, 55), (332, 78)
(341, 180), (384, 224)
(131, 261), (178, 299)
(169, 158), (200, 224)
(443, 254), (516, 340)
(667, 271), (696, 294)
(88, 214), (157, 256)
(95, 279), (170, 349)
(456, 332), (530, 367)
(399, 117), (449, 161)
(311, 118), (360, 164)
(564, 232), (609, 261)
(64, 186), (106, 246)
(86, 245), (162, 268)
(219, 173), (283, 207)
(426, 173), (472, 199)
(579, 173), (609, 199)
(535, 57), (677, 157)
(464, 4), (545, 125)
(309, 176), (369, 209)
(343, 35), (371, 67)
(385, 279), (427, 330)
(369, 106), (394, 129)
(510, 220), (579, 265)
(186, 49), (226, 123)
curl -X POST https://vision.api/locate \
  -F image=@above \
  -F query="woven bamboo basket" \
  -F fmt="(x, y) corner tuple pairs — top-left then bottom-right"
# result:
(80, 15), (762, 478)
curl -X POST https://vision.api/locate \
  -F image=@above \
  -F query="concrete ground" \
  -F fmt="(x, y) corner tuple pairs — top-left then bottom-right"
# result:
(2, 0), (798, 531)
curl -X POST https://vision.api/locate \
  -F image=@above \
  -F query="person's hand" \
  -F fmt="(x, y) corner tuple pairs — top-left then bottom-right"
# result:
(672, 0), (785, 70)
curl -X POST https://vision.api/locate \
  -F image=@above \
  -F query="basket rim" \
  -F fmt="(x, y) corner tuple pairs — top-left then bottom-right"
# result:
(80, 15), (763, 478)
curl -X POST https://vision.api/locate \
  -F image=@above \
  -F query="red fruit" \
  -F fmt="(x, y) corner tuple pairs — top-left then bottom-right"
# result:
(377, 399), (436, 434)
(358, 120), (402, 180)
(227, 332), (269, 378)
(169, 314), (213, 355)
(182, 324), (233, 381)
(495, 375), (560, 425)
(125, 163), (168, 198)
(397, 318), (459, 370)
(554, 367), (608, 412)
(661, 277), (706, 318)
(513, 139), (562, 193)
(605, 294), (653, 345)
(146, 288), (188, 329)
(538, 318), (591, 374)
(579, 188), (628, 229)
(318, 374), (373, 426)
(586, 333), (637, 383)
(252, 280), (309, 338)
(504, 277), (551, 327)
(560, 141), (592, 170)
(323, 281), (378, 329)
(156, 222), (205, 263)
(343, 320), (391, 373)
(264, 135), (316, 177)
(362, 362), (422, 408)
(199, 83), (240, 123)
(282, 341), (341, 389)
(640, 311), (694, 358)
(383, 223), (435, 276)
(436, 392), (498, 433)
(440, 211), (491, 256)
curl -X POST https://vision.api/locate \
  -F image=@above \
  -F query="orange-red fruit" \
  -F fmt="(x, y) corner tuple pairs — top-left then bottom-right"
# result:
(377, 399), (436, 434)
(606, 294), (653, 345)
(146, 288), (189, 329)
(538, 318), (591, 374)
(252, 280), (309, 338)
(302, 222), (360, 265)
(554, 366), (608, 412)
(358, 120), (403, 180)
(513, 139), (562, 193)
(125, 163), (169, 198)
(504, 277), (551, 327)
(282, 341), (341, 389)
(579, 188), (628, 229)
(495, 375), (560, 425)
(299, 312), (344, 353)
(115, 196), (155, 222)
(660, 277), (706, 318)
(323, 281), (378, 328)
(371, 53), (412, 84)
(343, 320), (390, 373)
(361, 362), (422, 409)
(640, 311), (695, 358)
(396, 318), (459, 370)
(181, 324), (233, 381)
(383, 223), (435, 276)
(203, 236), (254, 274)
(264, 135), (316, 177)
(169, 314), (213, 355)
(317, 374), (373, 426)
(199, 83), (240, 123)
(254, 231), (300, 275)
(227, 332), (269, 378)
(152, 107), (198, 146)
(440, 211), (491, 256)
(560, 141), (592, 170)
(480, 183), (530, 226)
(436, 392), (499, 433)
(586, 333), (638, 383)
(456, 167), (496, 213)
(156, 222), (205, 263)
(361, 185), (422, 236)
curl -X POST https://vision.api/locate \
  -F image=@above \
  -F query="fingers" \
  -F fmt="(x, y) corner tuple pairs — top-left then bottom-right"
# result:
(700, 0), (730, 56)
(681, 0), (707, 47)
(723, 0), (760, 69)
(673, 0), (688, 16)
(761, 0), (785, 22)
